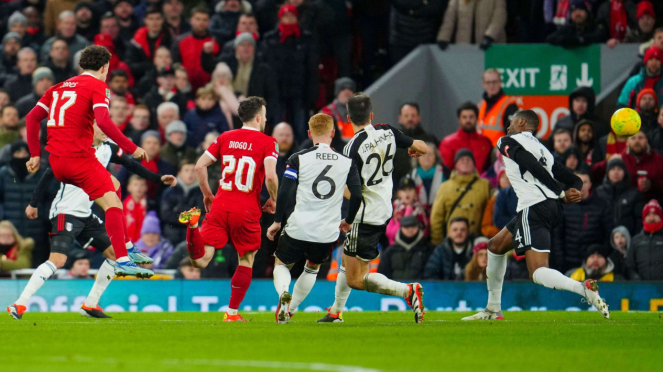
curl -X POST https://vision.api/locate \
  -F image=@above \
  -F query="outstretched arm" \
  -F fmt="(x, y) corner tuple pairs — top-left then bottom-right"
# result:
(93, 106), (141, 158)
(552, 162), (583, 191)
(109, 143), (176, 186)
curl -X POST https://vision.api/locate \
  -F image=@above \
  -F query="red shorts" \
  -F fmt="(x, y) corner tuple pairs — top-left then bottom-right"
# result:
(49, 154), (116, 201)
(200, 210), (261, 256)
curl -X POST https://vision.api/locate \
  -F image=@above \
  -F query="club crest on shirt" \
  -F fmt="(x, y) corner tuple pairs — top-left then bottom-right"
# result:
(66, 222), (73, 232)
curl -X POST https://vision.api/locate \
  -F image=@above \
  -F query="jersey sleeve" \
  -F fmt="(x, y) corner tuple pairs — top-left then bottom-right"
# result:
(284, 153), (300, 181)
(204, 136), (222, 162)
(496, 135), (522, 159)
(90, 80), (111, 110)
(389, 125), (414, 149)
(36, 85), (54, 114)
(264, 137), (279, 161)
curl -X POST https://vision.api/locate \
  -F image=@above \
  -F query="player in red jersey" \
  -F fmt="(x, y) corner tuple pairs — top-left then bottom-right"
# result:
(179, 96), (279, 322)
(23, 45), (153, 278)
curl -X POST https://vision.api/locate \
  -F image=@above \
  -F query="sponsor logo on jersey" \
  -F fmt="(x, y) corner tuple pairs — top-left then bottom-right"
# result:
(62, 81), (78, 88)
(106, 89), (111, 99)
(275, 143), (279, 153)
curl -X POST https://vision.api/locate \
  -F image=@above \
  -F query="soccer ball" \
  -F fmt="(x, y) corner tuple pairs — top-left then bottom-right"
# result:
(611, 108), (641, 137)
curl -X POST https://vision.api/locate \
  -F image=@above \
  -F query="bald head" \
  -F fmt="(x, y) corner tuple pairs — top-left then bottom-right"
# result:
(272, 122), (294, 155)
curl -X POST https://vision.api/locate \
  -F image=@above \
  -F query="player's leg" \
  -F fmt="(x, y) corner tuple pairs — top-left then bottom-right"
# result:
(224, 250), (255, 322)
(81, 245), (114, 318)
(273, 257), (294, 324)
(8, 225), (70, 320)
(180, 207), (217, 268)
(289, 260), (321, 313)
(112, 175), (152, 265)
(526, 250), (609, 318)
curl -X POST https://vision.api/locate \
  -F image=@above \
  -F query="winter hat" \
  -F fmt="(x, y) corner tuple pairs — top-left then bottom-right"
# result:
(75, 2), (95, 14)
(2, 32), (21, 45)
(454, 148), (475, 165)
(398, 176), (416, 190)
(497, 169), (507, 188)
(10, 141), (29, 155)
(472, 237), (489, 255)
(400, 215), (420, 228)
(157, 65), (175, 77)
(644, 46), (663, 64)
(278, 4), (299, 19)
(570, 0), (589, 13)
(636, 88), (658, 111)
(141, 211), (161, 235)
(166, 120), (187, 136)
(234, 32), (256, 48)
(584, 244), (607, 260)
(141, 130), (161, 144)
(114, 0), (133, 10)
(32, 67), (54, 86)
(94, 33), (116, 53)
(334, 77), (356, 97)
(7, 11), (27, 29)
(642, 199), (663, 221)
(637, 1), (655, 20)
(606, 157), (627, 173)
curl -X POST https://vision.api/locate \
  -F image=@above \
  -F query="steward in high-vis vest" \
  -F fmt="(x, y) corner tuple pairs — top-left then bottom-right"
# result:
(477, 69), (520, 146)
(321, 77), (357, 140)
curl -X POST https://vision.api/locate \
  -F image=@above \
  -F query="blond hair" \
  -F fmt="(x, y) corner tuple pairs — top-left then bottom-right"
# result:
(308, 113), (334, 136)
(0, 220), (32, 250)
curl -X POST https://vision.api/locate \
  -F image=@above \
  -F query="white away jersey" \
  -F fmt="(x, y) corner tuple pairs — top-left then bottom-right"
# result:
(343, 124), (414, 225)
(283, 143), (359, 243)
(497, 131), (558, 212)
(49, 143), (113, 219)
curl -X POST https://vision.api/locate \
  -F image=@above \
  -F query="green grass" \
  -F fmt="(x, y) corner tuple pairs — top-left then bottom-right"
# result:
(0, 311), (661, 372)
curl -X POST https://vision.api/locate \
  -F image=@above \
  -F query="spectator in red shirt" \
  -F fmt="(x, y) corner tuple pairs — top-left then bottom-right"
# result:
(123, 175), (148, 243)
(439, 102), (493, 174)
(94, 33), (134, 87)
(171, 5), (219, 93)
(126, 5), (173, 79)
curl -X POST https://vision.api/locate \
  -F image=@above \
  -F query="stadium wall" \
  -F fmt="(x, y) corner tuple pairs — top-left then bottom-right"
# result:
(366, 44), (640, 140)
(1, 280), (662, 313)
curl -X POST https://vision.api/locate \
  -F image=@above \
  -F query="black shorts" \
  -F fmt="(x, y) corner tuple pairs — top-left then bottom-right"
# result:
(50, 214), (111, 255)
(506, 199), (563, 256)
(343, 223), (386, 261)
(274, 232), (336, 265)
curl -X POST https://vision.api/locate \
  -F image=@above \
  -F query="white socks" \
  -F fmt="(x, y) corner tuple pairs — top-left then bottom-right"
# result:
(290, 266), (319, 312)
(533, 267), (585, 296)
(363, 273), (410, 298)
(273, 264), (291, 296)
(16, 261), (57, 306)
(330, 266), (351, 313)
(85, 259), (115, 308)
(486, 251), (507, 312)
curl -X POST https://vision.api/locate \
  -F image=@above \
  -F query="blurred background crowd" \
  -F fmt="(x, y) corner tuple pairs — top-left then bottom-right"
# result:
(0, 0), (661, 283)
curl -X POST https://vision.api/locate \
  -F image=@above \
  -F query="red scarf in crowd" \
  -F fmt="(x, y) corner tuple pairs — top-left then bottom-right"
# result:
(133, 27), (164, 60)
(610, 0), (628, 40)
(553, 0), (570, 25)
(605, 131), (628, 159)
(279, 23), (301, 43)
(644, 221), (663, 233)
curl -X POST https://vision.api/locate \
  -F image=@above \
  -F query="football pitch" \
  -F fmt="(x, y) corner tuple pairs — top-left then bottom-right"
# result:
(0, 311), (661, 372)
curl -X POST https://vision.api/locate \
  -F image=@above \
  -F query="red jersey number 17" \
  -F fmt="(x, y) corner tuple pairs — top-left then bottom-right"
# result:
(47, 91), (77, 127)
(220, 155), (257, 192)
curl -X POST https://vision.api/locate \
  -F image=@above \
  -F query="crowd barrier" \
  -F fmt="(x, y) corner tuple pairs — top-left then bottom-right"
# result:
(1, 280), (661, 313)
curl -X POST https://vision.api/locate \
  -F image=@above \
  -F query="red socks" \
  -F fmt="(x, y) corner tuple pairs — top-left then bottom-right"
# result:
(186, 226), (206, 260)
(229, 265), (252, 310)
(116, 189), (131, 244)
(105, 207), (128, 258)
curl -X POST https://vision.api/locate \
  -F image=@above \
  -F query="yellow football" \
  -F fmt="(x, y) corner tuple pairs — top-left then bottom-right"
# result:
(611, 108), (641, 137)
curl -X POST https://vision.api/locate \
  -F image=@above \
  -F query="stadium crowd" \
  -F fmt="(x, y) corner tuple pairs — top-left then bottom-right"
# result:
(0, 0), (662, 282)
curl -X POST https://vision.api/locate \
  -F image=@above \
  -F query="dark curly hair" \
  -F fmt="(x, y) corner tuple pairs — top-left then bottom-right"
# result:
(238, 96), (266, 123)
(79, 45), (112, 71)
